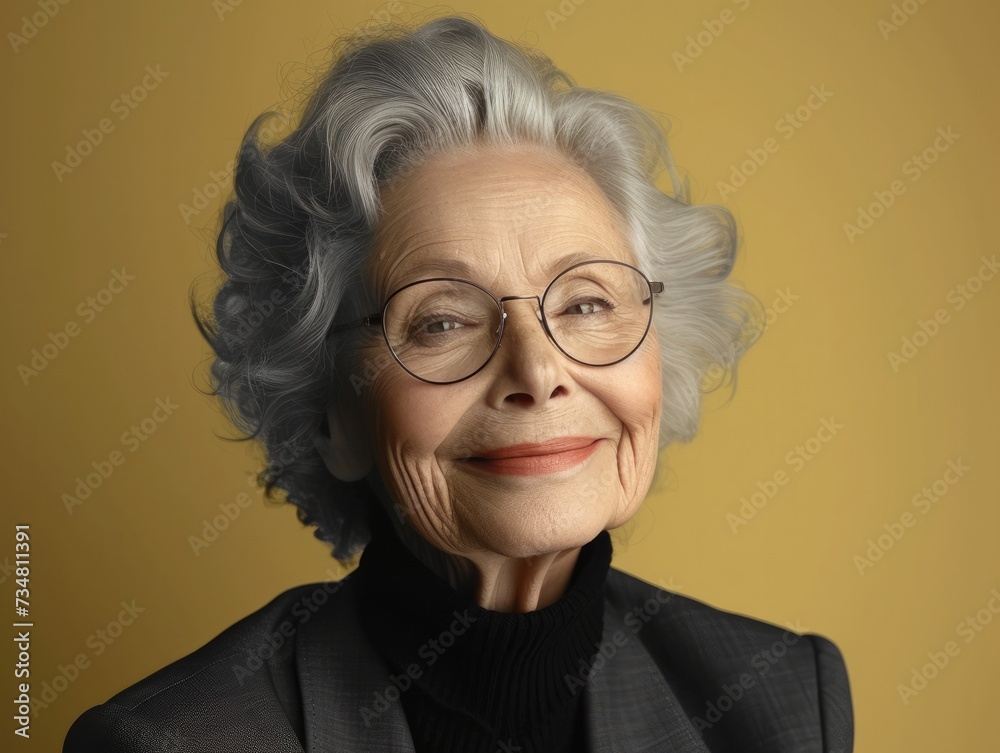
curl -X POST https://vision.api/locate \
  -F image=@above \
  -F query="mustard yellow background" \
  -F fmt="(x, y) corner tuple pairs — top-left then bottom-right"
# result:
(2, 0), (998, 750)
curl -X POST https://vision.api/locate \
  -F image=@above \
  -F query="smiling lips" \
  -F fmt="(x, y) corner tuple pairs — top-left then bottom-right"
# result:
(461, 436), (601, 476)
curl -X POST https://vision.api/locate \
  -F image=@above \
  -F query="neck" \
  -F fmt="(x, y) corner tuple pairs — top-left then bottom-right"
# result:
(366, 475), (582, 612)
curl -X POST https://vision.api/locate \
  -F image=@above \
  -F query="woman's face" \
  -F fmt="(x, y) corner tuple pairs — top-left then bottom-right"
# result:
(337, 144), (662, 559)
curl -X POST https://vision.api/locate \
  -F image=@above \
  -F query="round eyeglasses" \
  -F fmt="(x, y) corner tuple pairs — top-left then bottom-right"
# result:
(329, 259), (663, 385)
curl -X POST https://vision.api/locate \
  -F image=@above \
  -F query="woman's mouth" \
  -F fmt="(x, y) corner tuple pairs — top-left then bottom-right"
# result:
(459, 437), (602, 476)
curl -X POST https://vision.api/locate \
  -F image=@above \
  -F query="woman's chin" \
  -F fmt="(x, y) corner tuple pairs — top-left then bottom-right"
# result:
(460, 504), (615, 560)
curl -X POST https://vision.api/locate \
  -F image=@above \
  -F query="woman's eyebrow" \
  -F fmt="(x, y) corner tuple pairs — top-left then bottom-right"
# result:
(393, 249), (609, 284)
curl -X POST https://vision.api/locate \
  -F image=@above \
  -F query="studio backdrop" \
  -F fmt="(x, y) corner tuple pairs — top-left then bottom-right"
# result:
(1, 1), (997, 751)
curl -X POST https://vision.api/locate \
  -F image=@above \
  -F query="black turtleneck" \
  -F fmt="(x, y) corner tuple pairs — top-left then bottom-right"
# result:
(354, 513), (613, 753)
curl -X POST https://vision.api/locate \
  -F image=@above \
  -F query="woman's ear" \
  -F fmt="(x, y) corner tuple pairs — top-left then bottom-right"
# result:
(313, 387), (374, 482)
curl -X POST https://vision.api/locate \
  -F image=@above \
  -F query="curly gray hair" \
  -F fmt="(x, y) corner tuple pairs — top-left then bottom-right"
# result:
(192, 14), (765, 562)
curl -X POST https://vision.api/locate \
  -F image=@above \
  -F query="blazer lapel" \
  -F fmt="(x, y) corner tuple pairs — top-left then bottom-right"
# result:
(296, 576), (416, 752)
(294, 575), (710, 753)
(585, 608), (711, 753)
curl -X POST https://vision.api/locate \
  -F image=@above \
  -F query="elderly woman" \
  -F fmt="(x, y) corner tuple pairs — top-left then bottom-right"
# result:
(65, 14), (853, 753)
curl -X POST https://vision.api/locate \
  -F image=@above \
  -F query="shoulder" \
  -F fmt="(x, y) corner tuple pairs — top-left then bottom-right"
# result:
(63, 578), (354, 753)
(605, 567), (854, 751)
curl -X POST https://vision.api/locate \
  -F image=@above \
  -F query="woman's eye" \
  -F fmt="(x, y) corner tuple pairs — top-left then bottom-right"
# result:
(408, 315), (470, 340)
(424, 319), (464, 334)
(562, 299), (613, 316)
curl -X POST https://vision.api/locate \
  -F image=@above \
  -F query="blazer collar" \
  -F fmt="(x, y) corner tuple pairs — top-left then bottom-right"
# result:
(583, 605), (711, 753)
(297, 574), (416, 752)
(296, 574), (709, 753)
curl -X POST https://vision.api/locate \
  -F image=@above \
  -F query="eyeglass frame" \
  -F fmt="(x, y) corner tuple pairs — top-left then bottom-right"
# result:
(328, 258), (664, 385)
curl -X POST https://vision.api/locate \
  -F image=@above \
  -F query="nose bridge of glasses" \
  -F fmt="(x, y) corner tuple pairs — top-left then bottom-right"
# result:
(498, 294), (544, 323)
(496, 294), (552, 353)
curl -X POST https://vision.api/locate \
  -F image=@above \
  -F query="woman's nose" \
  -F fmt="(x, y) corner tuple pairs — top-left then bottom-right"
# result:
(488, 297), (570, 407)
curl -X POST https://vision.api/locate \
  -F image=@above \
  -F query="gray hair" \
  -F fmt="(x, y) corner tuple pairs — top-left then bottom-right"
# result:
(193, 14), (765, 561)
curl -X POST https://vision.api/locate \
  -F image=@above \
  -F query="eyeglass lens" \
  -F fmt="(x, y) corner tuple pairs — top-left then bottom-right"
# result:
(382, 262), (654, 383)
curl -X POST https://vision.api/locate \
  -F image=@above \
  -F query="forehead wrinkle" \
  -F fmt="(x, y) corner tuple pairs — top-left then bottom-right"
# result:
(369, 189), (460, 297)
(368, 150), (635, 299)
(373, 210), (630, 299)
(372, 214), (496, 294)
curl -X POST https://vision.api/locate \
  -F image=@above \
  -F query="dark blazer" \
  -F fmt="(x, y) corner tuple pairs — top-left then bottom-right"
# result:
(64, 568), (853, 752)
